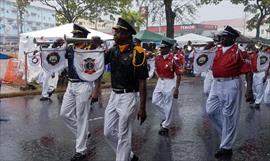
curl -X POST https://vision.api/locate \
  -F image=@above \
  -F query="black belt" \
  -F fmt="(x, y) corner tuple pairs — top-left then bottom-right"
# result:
(68, 79), (86, 83)
(215, 76), (240, 82)
(113, 88), (138, 94)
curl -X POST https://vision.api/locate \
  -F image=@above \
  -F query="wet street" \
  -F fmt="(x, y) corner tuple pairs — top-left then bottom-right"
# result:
(1, 79), (270, 161)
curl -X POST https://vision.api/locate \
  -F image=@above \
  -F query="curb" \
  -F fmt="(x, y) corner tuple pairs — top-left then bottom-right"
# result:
(0, 77), (195, 99)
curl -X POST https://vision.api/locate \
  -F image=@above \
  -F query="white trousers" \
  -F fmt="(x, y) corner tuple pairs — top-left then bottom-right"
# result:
(253, 72), (266, 104)
(152, 78), (175, 128)
(203, 70), (214, 95)
(104, 91), (138, 161)
(60, 82), (93, 153)
(40, 71), (59, 97)
(264, 79), (270, 103)
(206, 78), (242, 149)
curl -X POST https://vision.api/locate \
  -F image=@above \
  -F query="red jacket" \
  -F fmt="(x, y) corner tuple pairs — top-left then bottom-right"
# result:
(155, 53), (183, 79)
(212, 44), (252, 78)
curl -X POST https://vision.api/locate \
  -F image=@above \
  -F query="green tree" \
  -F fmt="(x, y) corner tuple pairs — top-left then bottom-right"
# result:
(41, 0), (132, 24)
(201, 0), (270, 38)
(120, 9), (145, 31)
(15, 0), (29, 33)
(137, 0), (199, 38)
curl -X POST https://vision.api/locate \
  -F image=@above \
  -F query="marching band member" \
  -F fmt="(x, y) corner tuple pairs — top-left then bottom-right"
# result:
(202, 42), (216, 96)
(103, 18), (148, 161)
(56, 24), (100, 161)
(152, 40), (183, 136)
(250, 42), (269, 108)
(39, 70), (58, 101)
(206, 26), (253, 158)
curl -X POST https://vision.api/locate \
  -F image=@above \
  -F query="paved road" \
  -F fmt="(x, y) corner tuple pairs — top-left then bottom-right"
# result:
(1, 79), (270, 161)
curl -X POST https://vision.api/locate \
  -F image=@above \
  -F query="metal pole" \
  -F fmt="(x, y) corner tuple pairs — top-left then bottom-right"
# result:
(24, 51), (27, 85)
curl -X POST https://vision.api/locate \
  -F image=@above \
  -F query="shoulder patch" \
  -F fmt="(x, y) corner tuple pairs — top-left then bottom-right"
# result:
(134, 46), (145, 54)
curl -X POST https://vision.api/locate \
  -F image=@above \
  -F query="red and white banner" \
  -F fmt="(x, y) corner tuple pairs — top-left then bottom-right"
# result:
(40, 47), (66, 73)
(27, 50), (41, 67)
(73, 48), (105, 82)
(193, 49), (215, 74)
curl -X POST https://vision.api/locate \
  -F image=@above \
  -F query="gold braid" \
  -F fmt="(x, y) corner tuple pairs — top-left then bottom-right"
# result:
(132, 49), (146, 67)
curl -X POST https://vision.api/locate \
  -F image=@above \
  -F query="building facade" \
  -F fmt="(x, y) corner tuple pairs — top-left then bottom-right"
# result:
(147, 24), (218, 38)
(0, 0), (56, 45)
(202, 18), (270, 39)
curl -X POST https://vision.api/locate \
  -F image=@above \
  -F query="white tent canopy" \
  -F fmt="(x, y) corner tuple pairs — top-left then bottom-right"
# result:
(20, 23), (113, 40)
(175, 33), (213, 44)
(18, 23), (113, 82)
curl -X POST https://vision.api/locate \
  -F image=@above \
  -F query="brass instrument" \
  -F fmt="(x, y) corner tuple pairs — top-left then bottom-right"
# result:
(64, 35), (92, 44)
(33, 38), (54, 45)
(255, 41), (263, 49)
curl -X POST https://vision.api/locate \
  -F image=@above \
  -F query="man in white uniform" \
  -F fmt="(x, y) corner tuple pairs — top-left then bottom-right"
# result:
(103, 18), (148, 161)
(252, 43), (269, 108)
(206, 26), (253, 158)
(56, 24), (100, 161)
(152, 40), (183, 136)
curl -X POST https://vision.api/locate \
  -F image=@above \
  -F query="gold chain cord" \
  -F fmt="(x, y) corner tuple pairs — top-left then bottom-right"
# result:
(132, 49), (146, 67)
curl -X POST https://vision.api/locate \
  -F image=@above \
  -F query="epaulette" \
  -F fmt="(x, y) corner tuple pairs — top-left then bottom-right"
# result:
(134, 46), (145, 54)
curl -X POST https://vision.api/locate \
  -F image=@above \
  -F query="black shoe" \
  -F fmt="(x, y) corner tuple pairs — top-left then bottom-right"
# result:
(160, 120), (165, 127)
(47, 89), (55, 97)
(71, 153), (86, 161)
(249, 98), (255, 104)
(158, 127), (169, 136)
(254, 103), (260, 109)
(40, 97), (50, 101)
(131, 154), (139, 161)
(214, 148), (232, 158)
(87, 132), (91, 138)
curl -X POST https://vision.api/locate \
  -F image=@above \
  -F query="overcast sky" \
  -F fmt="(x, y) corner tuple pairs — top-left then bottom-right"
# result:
(195, 1), (245, 22)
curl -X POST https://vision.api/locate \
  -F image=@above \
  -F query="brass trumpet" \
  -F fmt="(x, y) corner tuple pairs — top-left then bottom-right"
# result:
(255, 41), (263, 49)
(64, 35), (93, 44)
(33, 38), (55, 45)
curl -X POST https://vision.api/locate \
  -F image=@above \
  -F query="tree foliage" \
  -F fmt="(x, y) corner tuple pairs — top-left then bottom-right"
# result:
(201, 0), (270, 38)
(137, 0), (199, 38)
(120, 9), (145, 31)
(41, 0), (132, 24)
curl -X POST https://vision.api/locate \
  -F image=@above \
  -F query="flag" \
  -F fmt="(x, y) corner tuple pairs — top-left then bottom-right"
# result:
(257, 51), (270, 72)
(193, 49), (215, 74)
(27, 50), (41, 67)
(73, 48), (105, 82)
(40, 47), (66, 73)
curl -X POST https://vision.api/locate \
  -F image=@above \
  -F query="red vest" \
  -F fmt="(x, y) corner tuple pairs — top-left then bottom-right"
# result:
(155, 53), (182, 79)
(212, 44), (251, 78)
(249, 51), (258, 72)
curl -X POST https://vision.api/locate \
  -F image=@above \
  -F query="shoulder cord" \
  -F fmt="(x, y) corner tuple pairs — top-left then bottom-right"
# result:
(132, 48), (146, 67)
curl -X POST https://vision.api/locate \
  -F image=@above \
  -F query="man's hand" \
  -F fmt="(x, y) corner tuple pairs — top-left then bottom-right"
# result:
(137, 107), (147, 125)
(89, 90), (99, 105)
(52, 38), (65, 48)
(245, 90), (254, 102)
(173, 88), (179, 99)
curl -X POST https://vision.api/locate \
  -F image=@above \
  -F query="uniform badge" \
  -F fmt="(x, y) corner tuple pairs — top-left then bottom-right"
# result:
(82, 58), (96, 74)
(196, 54), (208, 66)
(46, 52), (60, 66)
(260, 55), (268, 65)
